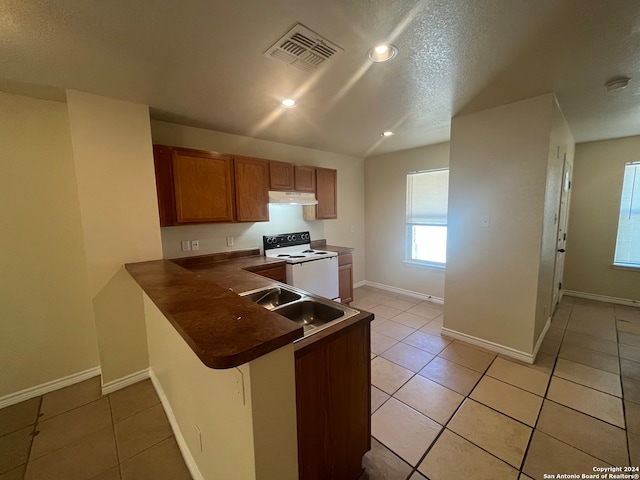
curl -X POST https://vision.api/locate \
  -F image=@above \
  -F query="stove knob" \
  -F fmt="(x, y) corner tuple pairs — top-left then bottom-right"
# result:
(287, 235), (293, 241)
(302, 233), (309, 240)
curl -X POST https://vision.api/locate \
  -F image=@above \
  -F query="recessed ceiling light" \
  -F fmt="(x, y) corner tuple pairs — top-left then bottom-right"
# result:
(281, 98), (296, 108)
(605, 77), (631, 91)
(381, 131), (394, 137)
(368, 43), (398, 62)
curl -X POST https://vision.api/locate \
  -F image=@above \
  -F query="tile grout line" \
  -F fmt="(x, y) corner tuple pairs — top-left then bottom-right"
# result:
(21, 395), (44, 480)
(616, 307), (633, 468)
(524, 302), (635, 471)
(518, 300), (571, 477)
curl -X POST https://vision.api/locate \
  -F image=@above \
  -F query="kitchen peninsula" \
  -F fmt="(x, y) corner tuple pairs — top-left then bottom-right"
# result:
(126, 247), (372, 480)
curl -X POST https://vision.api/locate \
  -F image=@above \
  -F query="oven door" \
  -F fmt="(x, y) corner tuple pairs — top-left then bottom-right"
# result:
(286, 256), (339, 300)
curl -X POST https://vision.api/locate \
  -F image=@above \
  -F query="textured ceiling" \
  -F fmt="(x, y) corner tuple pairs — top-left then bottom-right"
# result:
(1, 0), (639, 157)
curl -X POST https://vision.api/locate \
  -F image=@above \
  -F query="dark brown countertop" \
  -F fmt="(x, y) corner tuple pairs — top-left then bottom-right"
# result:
(126, 248), (372, 369)
(311, 240), (354, 255)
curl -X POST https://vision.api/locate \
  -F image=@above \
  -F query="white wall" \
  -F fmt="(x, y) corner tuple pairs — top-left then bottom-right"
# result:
(564, 135), (640, 302)
(143, 293), (298, 480)
(444, 94), (567, 356)
(151, 120), (366, 284)
(364, 143), (450, 298)
(66, 91), (163, 385)
(0, 92), (99, 398)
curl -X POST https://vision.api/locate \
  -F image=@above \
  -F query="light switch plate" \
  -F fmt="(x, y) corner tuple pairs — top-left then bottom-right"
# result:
(181, 240), (191, 252)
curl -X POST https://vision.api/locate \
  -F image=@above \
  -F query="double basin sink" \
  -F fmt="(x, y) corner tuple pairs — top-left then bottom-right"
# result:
(239, 285), (360, 338)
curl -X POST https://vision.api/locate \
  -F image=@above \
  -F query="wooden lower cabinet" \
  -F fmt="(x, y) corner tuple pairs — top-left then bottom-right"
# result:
(295, 320), (371, 480)
(338, 252), (354, 304)
(251, 264), (286, 282)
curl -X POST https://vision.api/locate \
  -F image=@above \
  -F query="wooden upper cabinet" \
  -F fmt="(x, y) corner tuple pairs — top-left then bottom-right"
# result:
(153, 145), (234, 226)
(294, 165), (316, 192)
(315, 167), (337, 219)
(269, 161), (295, 191)
(234, 156), (269, 222)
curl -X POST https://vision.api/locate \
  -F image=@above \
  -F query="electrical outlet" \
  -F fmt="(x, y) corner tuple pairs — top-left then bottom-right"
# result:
(480, 215), (490, 227)
(191, 240), (200, 251)
(226, 236), (234, 247)
(181, 240), (191, 252)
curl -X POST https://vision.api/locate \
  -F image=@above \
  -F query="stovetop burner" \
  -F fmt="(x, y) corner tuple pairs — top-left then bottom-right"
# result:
(262, 231), (339, 264)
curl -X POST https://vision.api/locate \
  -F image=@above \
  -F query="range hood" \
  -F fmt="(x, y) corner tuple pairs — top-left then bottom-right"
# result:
(268, 191), (318, 205)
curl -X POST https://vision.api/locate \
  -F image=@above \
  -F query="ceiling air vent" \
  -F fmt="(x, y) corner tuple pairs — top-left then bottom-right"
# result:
(264, 23), (343, 72)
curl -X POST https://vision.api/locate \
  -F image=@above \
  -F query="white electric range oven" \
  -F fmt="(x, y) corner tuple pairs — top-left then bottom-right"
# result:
(263, 231), (339, 301)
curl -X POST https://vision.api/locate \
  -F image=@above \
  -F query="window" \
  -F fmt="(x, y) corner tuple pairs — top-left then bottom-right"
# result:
(614, 161), (640, 268)
(406, 169), (449, 266)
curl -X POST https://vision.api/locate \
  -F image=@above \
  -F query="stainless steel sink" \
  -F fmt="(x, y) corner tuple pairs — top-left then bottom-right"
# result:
(273, 300), (345, 333)
(239, 285), (360, 338)
(240, 286), (301, 309)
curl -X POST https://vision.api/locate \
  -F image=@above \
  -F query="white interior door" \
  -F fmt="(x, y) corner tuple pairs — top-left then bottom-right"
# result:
(552, 153), (572, 312)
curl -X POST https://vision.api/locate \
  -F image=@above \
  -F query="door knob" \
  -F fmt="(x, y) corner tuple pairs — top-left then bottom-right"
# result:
(558, 249), (566, 253)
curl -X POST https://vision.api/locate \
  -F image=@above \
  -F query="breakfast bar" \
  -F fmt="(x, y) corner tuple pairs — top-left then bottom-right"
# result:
(125, 247), (373, 480)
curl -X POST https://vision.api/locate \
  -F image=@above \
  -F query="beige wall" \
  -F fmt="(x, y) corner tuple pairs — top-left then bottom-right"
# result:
(66, 91), (163, 385)
(151, 120), (366, 284)
(564, 136), (640, 302)
(0, 92), (99, 398)
(445, 94), (566, 355)
(364, 143), (450, 298)
(143, 293), (298, 479)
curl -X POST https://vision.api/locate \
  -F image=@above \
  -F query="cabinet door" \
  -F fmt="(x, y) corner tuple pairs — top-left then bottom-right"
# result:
(172, 148), (234, 223)
(269, 161), (295, 191)
(294, 166), (316, 192)
(338, 253), (353, 304)
(153, 145), (178, 226)
(295, 321), (371, 479)
(254, 265), (286, 282)
(315, 167), (337, 219)
(234, 156), (269, 222)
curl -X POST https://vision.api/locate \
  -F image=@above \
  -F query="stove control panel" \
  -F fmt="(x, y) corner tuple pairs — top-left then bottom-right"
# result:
(263, 231), (311, 251)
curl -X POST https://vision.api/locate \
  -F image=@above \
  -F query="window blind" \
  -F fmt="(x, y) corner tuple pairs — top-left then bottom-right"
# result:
(614, 161), (640, 267)
(406, 169), (449, 225)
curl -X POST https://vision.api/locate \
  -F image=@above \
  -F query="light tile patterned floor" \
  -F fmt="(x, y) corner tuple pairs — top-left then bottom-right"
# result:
(2, 287), (638, 480)
(357, 286), (639, 480)
(0, 378), (191, 480)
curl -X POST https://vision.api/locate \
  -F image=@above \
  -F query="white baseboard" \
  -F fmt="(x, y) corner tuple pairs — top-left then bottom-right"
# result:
(101, 369), (150, 395)
(149, 369), (204, 480)
(532, 317), (551, 360)
(441, 328), (534, 364)
(564, 290), (640, 308)
(0, 366), (102, 409)
(354, 280), (366, 289)
(363, 280), (444, 305)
